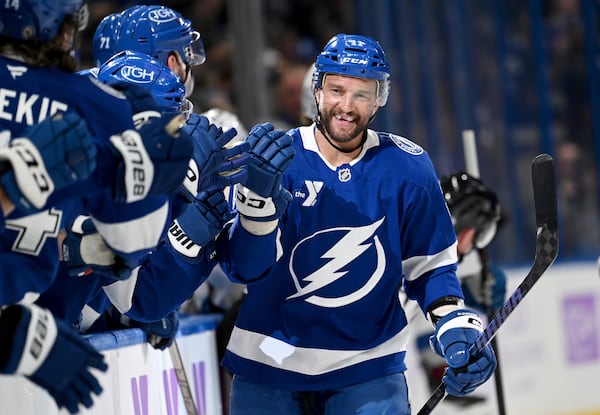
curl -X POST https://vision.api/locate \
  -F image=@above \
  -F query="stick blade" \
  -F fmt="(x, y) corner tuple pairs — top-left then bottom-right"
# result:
(531, 153), (559, 276)
(532, 153), (557, 231)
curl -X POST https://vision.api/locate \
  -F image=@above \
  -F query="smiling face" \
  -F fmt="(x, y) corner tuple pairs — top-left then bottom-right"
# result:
(315, 74), (380, 150)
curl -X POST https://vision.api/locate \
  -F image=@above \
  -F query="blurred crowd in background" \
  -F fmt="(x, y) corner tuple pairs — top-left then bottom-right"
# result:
(77, 0), (599, 266)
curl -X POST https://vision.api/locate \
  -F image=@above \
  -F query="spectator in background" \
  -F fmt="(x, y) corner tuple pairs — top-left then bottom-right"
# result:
(270, 62), (311, 130)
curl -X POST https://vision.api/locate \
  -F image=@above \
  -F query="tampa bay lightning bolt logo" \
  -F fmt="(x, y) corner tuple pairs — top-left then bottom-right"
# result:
(389, 134), (424, 155)
(287, 218), (386, 307)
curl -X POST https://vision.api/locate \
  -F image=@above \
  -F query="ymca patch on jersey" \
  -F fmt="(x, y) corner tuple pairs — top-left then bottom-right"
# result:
(389, 134), (424, 155)
(294, 180), (324, 207)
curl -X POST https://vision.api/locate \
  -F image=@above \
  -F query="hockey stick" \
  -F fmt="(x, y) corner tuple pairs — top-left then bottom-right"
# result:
(168, 339), (198, 415)
(462, 130), (507, 415)
(417, 153), (559, 415)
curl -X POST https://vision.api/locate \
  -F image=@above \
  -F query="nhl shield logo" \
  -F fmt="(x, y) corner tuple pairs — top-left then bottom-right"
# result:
(337, 167), (351, 182)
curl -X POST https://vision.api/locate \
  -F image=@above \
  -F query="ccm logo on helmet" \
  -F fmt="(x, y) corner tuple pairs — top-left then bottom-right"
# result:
(148, 8), (178, 23)
(340, 57), (368, 65)
(119, 66), (156, 84)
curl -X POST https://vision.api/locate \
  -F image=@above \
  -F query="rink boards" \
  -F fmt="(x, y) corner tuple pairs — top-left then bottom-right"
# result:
(0, 314), (223, 415)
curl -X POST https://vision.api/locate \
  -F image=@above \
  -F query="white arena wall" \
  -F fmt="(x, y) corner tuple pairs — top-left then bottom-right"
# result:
(0, 261), (599, 415)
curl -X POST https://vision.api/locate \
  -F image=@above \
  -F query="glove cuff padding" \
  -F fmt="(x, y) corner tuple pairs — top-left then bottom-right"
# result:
(167, 217), (205, 259)
(430, 309), (483, 367)
(110, 130), (154, 203)
(235, 184), (291, 224)
(0, 139), (54, 211)
(435, 309), (483, 340)
(168, 190), (231, 260)
(0, 304), (58, 376)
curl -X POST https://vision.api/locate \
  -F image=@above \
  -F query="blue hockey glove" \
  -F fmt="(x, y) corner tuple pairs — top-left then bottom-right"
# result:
(462, 265), (507, 313)
(429, 309), (496, 397)
(241, 122), (294, 197)
(179, 113), (250, 200)
(110, 308), (179, 351)
(168, 187), (233, 260)
(0, 110), (97, 214)
(0, 304), (108, 414)
(109, 112), (194, 203)
(235, 184), (292, 223)
(62, 215), (132, 281)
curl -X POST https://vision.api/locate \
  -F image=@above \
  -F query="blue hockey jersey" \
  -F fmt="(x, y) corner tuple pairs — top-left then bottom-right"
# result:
(0, 56), (170, 304)
(220, 125), (463, 390)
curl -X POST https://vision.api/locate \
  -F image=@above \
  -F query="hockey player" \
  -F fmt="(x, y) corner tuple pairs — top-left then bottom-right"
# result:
(0, 1), (194, 412)
(218, 34), (497, 414)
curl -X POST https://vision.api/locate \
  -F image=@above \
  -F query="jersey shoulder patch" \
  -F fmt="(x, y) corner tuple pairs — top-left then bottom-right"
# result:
(381, 132), (424, 155)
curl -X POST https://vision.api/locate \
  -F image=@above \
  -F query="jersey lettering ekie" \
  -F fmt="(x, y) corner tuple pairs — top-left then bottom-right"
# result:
(220, 125), (463, 390)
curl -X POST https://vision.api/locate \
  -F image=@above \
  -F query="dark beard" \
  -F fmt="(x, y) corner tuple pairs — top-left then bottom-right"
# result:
(320, 109), (366, 144)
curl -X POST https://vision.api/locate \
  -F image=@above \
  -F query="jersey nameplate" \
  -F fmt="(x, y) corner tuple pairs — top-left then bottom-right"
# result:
(0, 88), (68, 126)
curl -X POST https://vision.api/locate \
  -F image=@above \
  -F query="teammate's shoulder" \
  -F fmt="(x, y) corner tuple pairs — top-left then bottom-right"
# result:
(75, 73), (128, 102)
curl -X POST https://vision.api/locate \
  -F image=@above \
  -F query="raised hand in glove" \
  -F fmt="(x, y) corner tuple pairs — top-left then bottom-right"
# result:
(168, 187), (234, 261)
(61, 215), (132, 282)
(179, 113), (250, 200)
(0, 304), (108, 414)
(0, 110), (97, 214)
(241, 122), (294, 197)
(429, 309), (496, 396)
